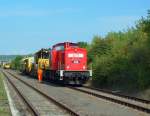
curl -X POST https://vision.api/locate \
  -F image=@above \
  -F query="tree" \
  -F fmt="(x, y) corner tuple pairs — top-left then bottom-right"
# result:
(90, 10), (150, 91)
(78, 42), (89, 48)
(11, 56), (23, 70)
(88, 36), (111, 63)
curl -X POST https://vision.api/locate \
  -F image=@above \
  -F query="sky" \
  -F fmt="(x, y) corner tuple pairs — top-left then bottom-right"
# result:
(0, 0), (149, 55)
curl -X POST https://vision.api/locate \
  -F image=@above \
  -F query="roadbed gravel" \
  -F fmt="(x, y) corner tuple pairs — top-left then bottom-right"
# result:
(8, 70), (150, 116)
(5, 71), (70, 116)
(76, 87), (150, 109)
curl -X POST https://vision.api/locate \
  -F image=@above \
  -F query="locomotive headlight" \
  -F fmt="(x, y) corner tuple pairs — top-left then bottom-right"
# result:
(83, 66), (86, 69)
(66, 65), (70, 69)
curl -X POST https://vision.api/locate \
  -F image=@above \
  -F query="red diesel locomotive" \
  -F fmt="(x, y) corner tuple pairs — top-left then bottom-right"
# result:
(49, 42), (92, 84)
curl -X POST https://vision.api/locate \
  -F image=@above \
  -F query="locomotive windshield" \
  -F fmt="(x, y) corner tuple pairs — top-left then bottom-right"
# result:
(54, 45), (64, 51)
(42, 52), (49, 59)
(36, 51), (49, 59)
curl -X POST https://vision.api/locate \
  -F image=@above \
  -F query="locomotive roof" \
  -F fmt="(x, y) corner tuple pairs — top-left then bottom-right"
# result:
(35, 48), (49, 54)
(52, 42), (78, 48)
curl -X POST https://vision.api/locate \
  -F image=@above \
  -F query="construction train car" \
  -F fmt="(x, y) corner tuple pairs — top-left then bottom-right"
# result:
(21, 42), (92, 85)
(20, 57), (34, 74)
(3, 63), (11, 69)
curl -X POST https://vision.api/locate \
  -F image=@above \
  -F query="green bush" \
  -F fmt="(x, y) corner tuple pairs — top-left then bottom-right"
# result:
(88, 11), (150, 92)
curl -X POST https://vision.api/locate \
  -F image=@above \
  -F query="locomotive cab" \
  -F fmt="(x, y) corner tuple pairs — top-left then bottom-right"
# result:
(34, 49), (50, 70)
(34, 49), (50, 79)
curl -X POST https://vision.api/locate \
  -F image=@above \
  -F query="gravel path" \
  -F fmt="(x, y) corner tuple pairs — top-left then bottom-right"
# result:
(8, 70), (149, 116)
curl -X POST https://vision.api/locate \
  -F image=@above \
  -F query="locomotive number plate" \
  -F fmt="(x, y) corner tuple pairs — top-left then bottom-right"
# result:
(73, 60), (79, 64)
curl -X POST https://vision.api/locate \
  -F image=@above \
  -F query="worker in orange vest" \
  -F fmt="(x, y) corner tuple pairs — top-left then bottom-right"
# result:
(37, 68), (43, 83)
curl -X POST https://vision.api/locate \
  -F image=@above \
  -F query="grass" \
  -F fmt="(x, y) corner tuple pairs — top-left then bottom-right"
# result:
(0, 72), (10, 116)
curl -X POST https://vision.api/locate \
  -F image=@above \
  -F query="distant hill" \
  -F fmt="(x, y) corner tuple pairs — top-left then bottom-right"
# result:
(0, 54), (34, 62)
(0, 55), (25, 62)
(0, 55), (18, 62)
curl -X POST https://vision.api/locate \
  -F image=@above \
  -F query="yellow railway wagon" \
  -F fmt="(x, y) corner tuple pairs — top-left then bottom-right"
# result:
(3, 63), (11, 69)
(20, 57), (34, 74)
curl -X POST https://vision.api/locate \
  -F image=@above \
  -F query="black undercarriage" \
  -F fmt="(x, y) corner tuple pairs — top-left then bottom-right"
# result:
(43, 70), (90, 85)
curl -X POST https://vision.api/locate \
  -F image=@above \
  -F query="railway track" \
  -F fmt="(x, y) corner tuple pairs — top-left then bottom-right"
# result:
(68, 86), (150, 114)
(3, 71), (40, 116)
(3, 71), (79, 116)
(83, 86), (150, 104)
(5, 70), (150, 115)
